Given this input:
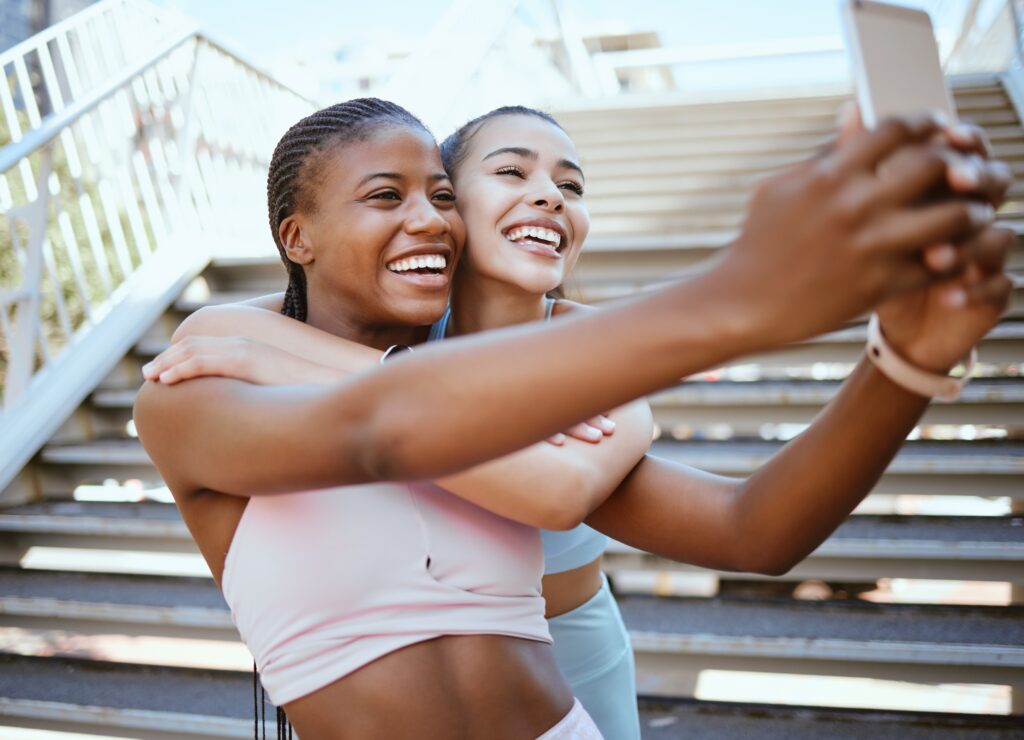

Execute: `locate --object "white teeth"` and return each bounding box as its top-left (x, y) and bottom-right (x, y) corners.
top-left (504, 225), bottom-right (562, 248)
top-left (386, 254), bottom-right (447, 273)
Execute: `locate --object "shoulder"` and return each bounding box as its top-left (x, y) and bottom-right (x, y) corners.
top-left (172, 294), bottom-right (287, 342)
top-left (551, 298), bottom-right (596, 317)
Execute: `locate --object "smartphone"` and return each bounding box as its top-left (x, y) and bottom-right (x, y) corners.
top-left (840, 0), bottom-right (957, 127)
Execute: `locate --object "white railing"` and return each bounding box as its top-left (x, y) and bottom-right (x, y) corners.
top-left (0, 0), bottom-right (312, 494)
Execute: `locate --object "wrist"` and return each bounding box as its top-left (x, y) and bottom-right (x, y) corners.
top-left (866, 314), bottom-right (975, 401)
top-left (700, 258), bottom-right (776, 353)
top-left (880, 324), bottom-right (958, 375)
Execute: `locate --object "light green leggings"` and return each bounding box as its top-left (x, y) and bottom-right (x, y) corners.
top-left (547, 574), bottom-right (640, 740)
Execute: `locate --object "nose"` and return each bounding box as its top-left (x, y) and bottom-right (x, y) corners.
top-left (405, 196), bottom-right (450, 235)
top-left (529, 181), bottom-right (564, 213)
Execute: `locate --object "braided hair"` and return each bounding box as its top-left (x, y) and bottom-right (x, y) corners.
top-left (267, 98), bottom-right (430, 321)
top-left (258, 99), bottom-right (428, 738)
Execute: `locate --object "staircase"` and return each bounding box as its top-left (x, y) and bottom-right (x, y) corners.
top-left (1, 3), bottom-right (1023, 738)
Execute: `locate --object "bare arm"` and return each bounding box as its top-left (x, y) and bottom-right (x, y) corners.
top-left (133, 118), bottom-right (994, 501)
top-left (587, 223), bottom-right (1013, 575)
top-left (154, 303), bottom-right (654, 529)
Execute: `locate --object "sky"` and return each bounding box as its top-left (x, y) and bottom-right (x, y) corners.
top-left (149, 0), bottom-right (999, 102)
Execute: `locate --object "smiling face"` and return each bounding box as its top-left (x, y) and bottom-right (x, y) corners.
top-left (281, 124), bottom-right (465, 330)
top-left (450, 114), bottom-right (590, 295)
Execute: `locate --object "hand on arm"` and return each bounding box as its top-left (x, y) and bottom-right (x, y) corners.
top-left (436, 399), bottom-right (653, 530)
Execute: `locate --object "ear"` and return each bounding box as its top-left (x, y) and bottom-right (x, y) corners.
top-left (280, 215), bottom-right (314, 266)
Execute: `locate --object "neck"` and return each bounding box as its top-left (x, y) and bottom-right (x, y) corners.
top-left (450, 268), bottom-right (548, 337)
top-left (305, 292), bottom-right (429, 350)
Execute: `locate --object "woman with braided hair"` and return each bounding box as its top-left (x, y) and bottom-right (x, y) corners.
top-left (136, 97), bottom-right (1012, 738)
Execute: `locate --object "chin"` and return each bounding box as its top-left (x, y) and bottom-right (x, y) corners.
top-left (387, 295), bottom-right (449, 327)
top-left (514, 271), bottom-right (564, 297)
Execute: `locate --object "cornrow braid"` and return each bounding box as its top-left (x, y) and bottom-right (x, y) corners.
top-left (439, 105), bottom-right (564, 182)
top-left (266, 98), bottom-right (430, 321)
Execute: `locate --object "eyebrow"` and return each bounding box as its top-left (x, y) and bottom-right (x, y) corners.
top-left (357, 172), bottom-right (450, 188)
top-left (482, 147), bottom-right (585, 180)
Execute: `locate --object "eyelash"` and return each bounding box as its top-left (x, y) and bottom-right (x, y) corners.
top-left (368, 190), bottom-right (456, 203)
top-left (495, 166), bottom-right (584, 196)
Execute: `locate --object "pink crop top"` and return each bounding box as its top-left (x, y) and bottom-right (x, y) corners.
top-left (221, 480), bottom-right (551, 705)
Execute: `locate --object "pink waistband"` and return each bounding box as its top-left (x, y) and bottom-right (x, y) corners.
top-left (536, 699), bottom-right (603, 739)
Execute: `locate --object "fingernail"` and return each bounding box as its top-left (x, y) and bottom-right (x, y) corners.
top-left (586, 426), bottom-right (602, 439)
top-left (142, 362), bottom-right (153, 374)
top-left (926, 244), bottom-right (956, 271)
top-left (550, 433), bottom-right (566, 445)
top-left (950, 123), bottom-right (974, 142)
top-left (598, 417), bottom-right (616, 432)
top-left (951, 164), bottom-right (978, 188)
top-left (969, 202), bottom-right (995, 226)
top-left (943, 287), bottom-right (967, 309)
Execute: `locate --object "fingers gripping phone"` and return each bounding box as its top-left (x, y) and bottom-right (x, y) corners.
top-left (840, 0), bottom-right (957, 127)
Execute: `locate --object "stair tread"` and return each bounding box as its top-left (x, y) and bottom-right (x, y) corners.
top-left (2, 653), bottom-right (1018, 738)
top-left (0, 567), bottom-right (224, 610)
top-left (35, 437), bottom-right (1024, 479)
top-left (636, 697), bottom-right (1024, 739)
top-left (652, 377), bottom-right (1024, 404)
top-left (2, 501), bottom-right (1020, 555)
top-left (618, 594), bottom-right (1024, 652)
top-left (91, 377), bottom-right (1024, 411)
top-left (648, 439), bottom-right (1024, 472)
top-left (606, 514), bottom-right (1024, 554)
top-left (0, 653), bottom-right (262, 719)
top-left (3, 568), bottom-right (1022, 655)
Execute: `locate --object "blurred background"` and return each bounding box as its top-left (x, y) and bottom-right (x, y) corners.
top-left (0, 1), bottom-right (1022, 738)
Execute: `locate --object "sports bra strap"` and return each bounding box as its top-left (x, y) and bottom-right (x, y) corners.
top-left (431, 298), bottom-right (556, 342)
top-left (544, 296), bottom-right (557, 321)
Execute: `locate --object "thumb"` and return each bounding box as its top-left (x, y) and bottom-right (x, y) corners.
top-left (836, 101), bottom-right (863, 146)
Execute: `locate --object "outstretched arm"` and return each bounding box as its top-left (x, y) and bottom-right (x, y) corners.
top-left (134, 117), bottom-right (999, 500)
top-left (586, 219), bottom-right (1013, 575)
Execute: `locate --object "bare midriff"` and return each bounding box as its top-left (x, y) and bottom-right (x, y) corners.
top-left (284, 634), bottom-right (573, 740)
top-left (541, 556), bottom-right (604, 618)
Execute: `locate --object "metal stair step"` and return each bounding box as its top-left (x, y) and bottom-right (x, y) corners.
top-left (606, 514), bottom-right (1024, 583)
top-left (0, 567), bottom-right (232, 640)
top-left (1, 500), bottom-right (1020, 582)
top-left (33, 436), bottom-right (1024, 499)
top-left (2, 568), bottom-right (1020, 686)
top-left (648, 439), bottom-right (1024, 497)
top-left (649, 377), bottom-right (1024, 428)
top-left (0, 653), bottom-right (261, 740)
top-left (620, 594), bottom-right (1024, 688)
top-left (130, 319), bottom-right (1024, 368)
top-left (635, 696), bottom-right (1024, 740)
top-left (3, 652), bottom-right (1016, 740)
top-left (90, 377), bottom-right (1024, 431)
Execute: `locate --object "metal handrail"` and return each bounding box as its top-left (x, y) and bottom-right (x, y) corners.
top-left (0, 30), bottom-right (196, 174)
top-left (0, 0), bottom-right (312, 424)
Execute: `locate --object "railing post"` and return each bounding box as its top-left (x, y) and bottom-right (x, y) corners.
top-left (3, 145), bottom-right (52, 408)
top-left (173, 37), bottom-right (204, 225)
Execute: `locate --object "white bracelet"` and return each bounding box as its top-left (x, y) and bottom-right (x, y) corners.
top-left (865, 314), bottom-right (976, 402)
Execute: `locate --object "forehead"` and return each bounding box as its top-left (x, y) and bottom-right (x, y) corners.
top-left (470, 115), bottom-right (578, 162)
top-left (320, 125), bottom-right (443, 187)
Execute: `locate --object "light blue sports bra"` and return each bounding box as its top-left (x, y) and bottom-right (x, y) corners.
top-left (429, 298), bottom-right (610, 575)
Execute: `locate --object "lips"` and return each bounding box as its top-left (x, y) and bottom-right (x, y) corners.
top-left (384, 244), bottom-right (453, 288)
top-left (501, 218), bottom-right (568, 258)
